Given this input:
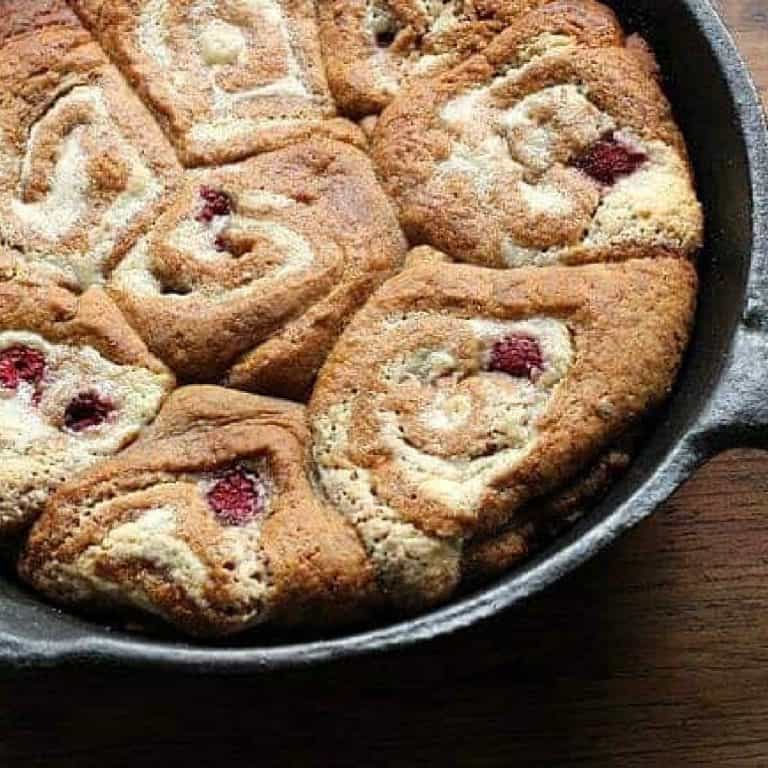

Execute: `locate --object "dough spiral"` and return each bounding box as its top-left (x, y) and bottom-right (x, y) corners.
top-left (108, 139), bottom-right (405, 397)
top-left (372, 1), bottom-right (703, 268)
top-left (0, 11), bottom-right (180, 288)
top-left (309, 258), bottom-right (697, 605)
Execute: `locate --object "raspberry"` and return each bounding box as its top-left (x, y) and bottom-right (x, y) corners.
top-left (64, 392), bottom-right (115, 432)
top-left (573, 134), bottom-right (647, 185)
top-left (196, 186), bottom-right (233, 223)
top-left (489, 334), bottom-right (544, 380)
top-left (214, 233), bottom-right (230, 252)
top-left (0, 345), bottom-right (46, 391)
top-left (206, 466), bottom-right (266, 526)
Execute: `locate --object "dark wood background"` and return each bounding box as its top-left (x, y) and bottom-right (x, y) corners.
top-left (2, 2), bottom-right (767, 766)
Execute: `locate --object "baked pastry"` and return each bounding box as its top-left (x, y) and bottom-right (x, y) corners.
top-left (20, 386), bottom-right (378, 636)
top-left (463, 435), bottom-right (636, 580)
top-left (0, 274), bottom-right (174, 535)
top-left (0, 0), bottom-right (181, 289)
top-left (68, 0), bottom-right (366, 166)
top-left (0, 1), bottom-right (705, 638)
top-left (308, 258), bottom-right (696, 607)
top-left (372, 1), bottom-right (704, 267)
top-left (108, 139), bottom-right (406, 397)
top-left (318, 0), bottom-right (545, 116)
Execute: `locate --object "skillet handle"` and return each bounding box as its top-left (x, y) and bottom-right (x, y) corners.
top-left (691, 34), bottom-right (768, 453)
top-left (694, 165), bottom-right (768, 450)
top-left (694, 319), bottom-right (768, 451)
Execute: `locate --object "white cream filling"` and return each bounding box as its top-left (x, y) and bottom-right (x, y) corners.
top-left (138, 0), bottom-right (315, 146)
top-left (111, 192), bottom-right (315, 301)
top-left (11, 86), bottom-right (162, 285)
top-left (76, 506), bottom-right (211, 605)
top-left (0, 331), bottom-right (168, 456)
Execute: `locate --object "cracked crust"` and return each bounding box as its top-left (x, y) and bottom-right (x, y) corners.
top-left (69, 0), bottom-right (366, 166)
top-left (20, 386), bottom-right (380, 636)
top-left (371, 1), bottom-right (703, 268)
top-left (318, 0), bottom-right (547, 117)
top-left (462, 433), bottom-right (637, 580)
top-left (108, 139), bottom-right (406, 398)
top-left (308, 258), bottom-right (697, 606)
top-left (0, 274), bottom-right (174, 534)
top-left (0, 1), bottom-right (181, 289)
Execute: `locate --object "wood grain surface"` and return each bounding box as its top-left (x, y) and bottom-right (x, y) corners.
top-left (1, 2), bottom-right (767, 766)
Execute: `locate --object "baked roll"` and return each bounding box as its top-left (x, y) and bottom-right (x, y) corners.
top-left (318, 0), bottom-right (546, 117)
top-left (0, 274), bottom-right (174, 535)
top-left (20, 386), bottom-right (379, 636)
top-left (372, 1), bottom-right (704, 268)
top-left (108, 139), bottom-right (406, 398)
top-left (0, 0), bottom-right (181, 289)
top-left (308, 258), bottom-right (697, 607)
top-left (69, 0), bottom-right (366, 166)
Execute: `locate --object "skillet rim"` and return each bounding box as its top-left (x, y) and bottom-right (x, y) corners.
top-left (1, 0), bottom-right (766, 673)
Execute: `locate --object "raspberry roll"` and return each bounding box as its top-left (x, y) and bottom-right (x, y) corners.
top-left (0, 272), bottom-right (174, 534)
top-left (372, 1), bottom-right (703, 268)
top-left (308, 257), bottom-right (697, 607)
top-left (0, 0), bottom-right (181, 289)
top-left (68, 0), bottom-right (365, 166)
top-left (318, 0), bottom-right (546, 117)
top-left (108, 139), bottom-right (406, 399)
top-left (20, 387), bottom-right (378, 636)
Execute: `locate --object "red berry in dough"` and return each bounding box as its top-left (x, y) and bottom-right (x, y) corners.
top-left (489, 335), bottom-right (544, 380)
top-left (64, 392), bottom-right (115, 432)
top-left (196, 186), bottom-right (233, 223)
top-left (214, 233), bottom-right (229, 252)
top-left (206, 466), bottom-right (266, 526)
top-left (0, 345), bottom-right (46, 391)
top-left (574, 135), bottom-right (647, 185)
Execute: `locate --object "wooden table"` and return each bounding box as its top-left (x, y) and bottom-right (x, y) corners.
top-left (2, 3), bottom-right (767, 766)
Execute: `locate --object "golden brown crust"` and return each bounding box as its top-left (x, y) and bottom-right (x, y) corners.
top-left (108, 139), bottom-right (406, 397)
top-left (0, 0), bottom-right (79, 46)
top-left (625, 32), bottom-right (662, 80)
top-left (20, 386), bottom-right (379, 636)
top-left (308, 258), bottom-right (696, 604)
top-left (0, 275), bottom-right (170, 375)
top-left (0, 274), bottom-right (174, 534)
top-left (70, 0), bottom-right (367, 166)
top-left (462, 437), bottom-right (636, 580)
top-left (372, 1), bottom-right (703, 268)
top-left (318, 0), bottom-right (548, 117)
top-left (0, 10), bottom-right (181, 288)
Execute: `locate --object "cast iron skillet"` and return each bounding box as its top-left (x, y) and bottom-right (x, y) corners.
top-left (0, 0), bottom-right (766, 673)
